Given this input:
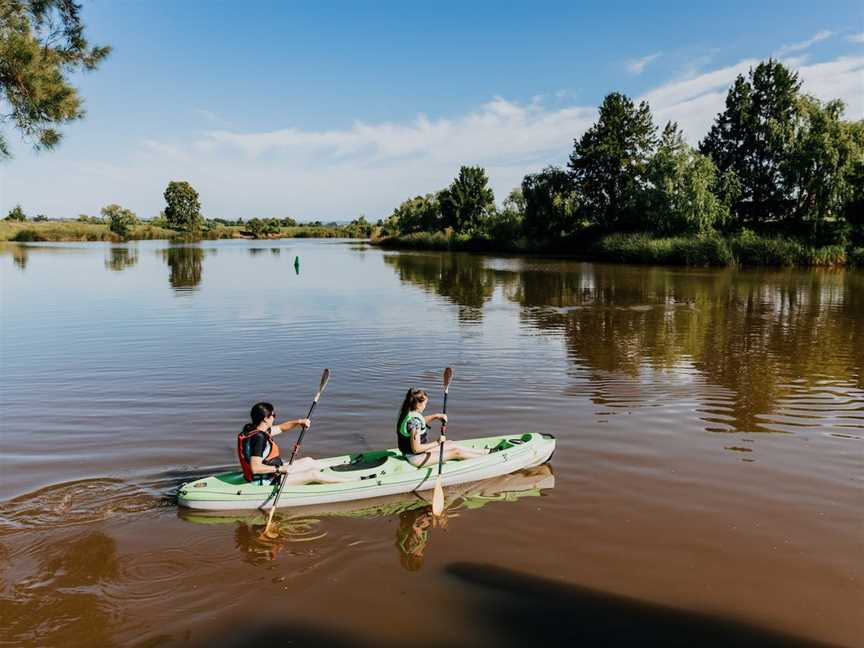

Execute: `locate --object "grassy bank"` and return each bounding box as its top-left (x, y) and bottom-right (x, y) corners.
top-left (374, 231), bottom-right (861, 267)
top-left (0, 221), bottom-right (366, 242)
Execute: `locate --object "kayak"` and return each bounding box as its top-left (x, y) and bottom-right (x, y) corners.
top-left (177, 432), bottom-right (555, 511)
top-left (177, 463), bottom-right (556, 523)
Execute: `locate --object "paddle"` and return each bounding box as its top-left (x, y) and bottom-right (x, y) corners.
top-left (262, 368), bottom-right (331, 537)
top-left (431, 367), bottom-right (453, 516)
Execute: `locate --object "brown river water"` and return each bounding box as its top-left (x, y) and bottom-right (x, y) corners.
top-left (0, 239), bottom-right (862, 647)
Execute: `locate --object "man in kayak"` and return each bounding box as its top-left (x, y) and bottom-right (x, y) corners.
top-left (396, 388), bottom-right (486, 467)
top-left (238, 402), bottom-right (347, 485)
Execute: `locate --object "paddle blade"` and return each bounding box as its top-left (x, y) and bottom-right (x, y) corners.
top-left (319, 368), bottom-right (331, 392)
top-left (443, 367), bottom-right (454, 392)
top-left (432, 477), bottom-right (444, 516)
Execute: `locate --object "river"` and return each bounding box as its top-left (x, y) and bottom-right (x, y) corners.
top-left (1, 239), bottom-right (861, 647)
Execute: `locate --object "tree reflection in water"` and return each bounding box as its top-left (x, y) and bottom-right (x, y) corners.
top-left (382, 252), bottom-right (864, 433)
top-left (104, 246), bottom-right (138, 272)
top-left (160, 245), bottom-right (208, 293)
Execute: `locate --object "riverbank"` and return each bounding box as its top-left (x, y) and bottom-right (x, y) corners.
top-left (0, 221), bottom-right (367, 243)
top-left (373, 231), bottom-right (864, 267)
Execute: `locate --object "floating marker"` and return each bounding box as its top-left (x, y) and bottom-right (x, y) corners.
top-left (294, 255), bottom-right (300, 275)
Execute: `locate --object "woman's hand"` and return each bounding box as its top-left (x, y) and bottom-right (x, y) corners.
top-left (298, 418), bottom-right (311, 429)
top-left (438, 413), bottom-right (448, 424)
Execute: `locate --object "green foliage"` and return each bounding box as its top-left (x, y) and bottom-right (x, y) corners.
top-left (700, 60), bottom-right (802, 221)
top-left (5, 204), bottom-right (26, 221)
top-left (438, 166), bottom-right (495, 233)
top-left (594, 233), bottom-right (733, 266)
top-left (643, 123), bottom-right (732, 235)
top-left (568, 92), bottom-right (657, 230)
top-left (163, 181), bottom-right (202, 234)
top-left (33, 213), bottom-right (47, 221)
top-left (521, 167), bottom-right (580, 239)
top-left (246, 217), bottom-right (281, 238)
top-left (101, 203), bottom-right (138, 239)
top-left (783, 97), bottom-right (861, 241)
top-left (390, 193), bottom-right (441, 234)
top-left (0, 0), bottom-right (111, 158)
top-left (728, 230), bottom-right (847, 266)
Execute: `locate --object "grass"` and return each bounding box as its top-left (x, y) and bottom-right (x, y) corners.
top-left (0, 221), bottom-right (368, 242)
top-left (376, 229), bottom-right (858, 267)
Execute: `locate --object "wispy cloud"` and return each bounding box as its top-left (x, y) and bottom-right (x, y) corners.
top-left (4, 52), bottom-right (862, 221)
top-left (626, 52), bottom-right (661, 75)
top-left (849, 33), bottom-right (864, 44)
top-left (776, 30), bottom-right (833, 55)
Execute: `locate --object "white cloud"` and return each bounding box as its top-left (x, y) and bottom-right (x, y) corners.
top-left (3, 51), bottom-right (862, 221)
top-left (626, 52), bottom-right (661, 75)
top-left (776, 30), bottom-right (833, 55)
top-left (849, 33), bottom-right (864, 44)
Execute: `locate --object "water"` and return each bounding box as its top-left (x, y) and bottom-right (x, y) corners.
top-left (1, 239), bottom-right (862, 647)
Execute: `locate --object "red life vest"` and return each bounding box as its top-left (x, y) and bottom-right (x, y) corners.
top-left (237, 428), bottom-right (281, 482)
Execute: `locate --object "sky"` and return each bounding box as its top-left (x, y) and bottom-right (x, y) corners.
top-left (1, 0), bottom-right (862, 221)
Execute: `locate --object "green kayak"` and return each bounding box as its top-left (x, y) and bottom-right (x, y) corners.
top-left (177, 432), bottom-right (555, 511)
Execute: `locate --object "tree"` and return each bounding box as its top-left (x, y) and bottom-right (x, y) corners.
top-left (438, 166), bottom-right (495, 233)
top-left (33, 213), bottom-right (47, 221)
top-left (522, 166), bottom-right (580, 239)
top-left (390, 193), bottom-right (441, 234)
top-left (0, 0), bottom-right (110, 158)
top-left (783, 97), bottom-right (860, 239)
top-left (643, 123), bottom-right (732, 235)
top-left (4, 204), bottom-right (26, 221)
top-left (568, 92), bottom-right (657, 230)
top-left (700, 59), bottom-right (802, 222)
top-left (246, 217), bottom-right (280, 238)
top-left (163, 181), bottom-right (202, 233)
top-left (481, 189), bottom-right (525, 242)
top-left (102, 203), bottom-right (138, 239)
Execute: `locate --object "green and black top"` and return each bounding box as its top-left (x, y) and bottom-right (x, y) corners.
top-left (397, 411), bottom-right (428, 455)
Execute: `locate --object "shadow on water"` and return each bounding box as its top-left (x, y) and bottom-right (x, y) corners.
top-left (444, 562), bottom-right (840, 648)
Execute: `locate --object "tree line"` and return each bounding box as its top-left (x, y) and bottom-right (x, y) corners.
top-left (381, 60), bottom-right (863, 258)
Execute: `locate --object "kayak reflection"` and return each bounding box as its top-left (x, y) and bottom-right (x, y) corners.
top-left (178, 465), bottom-right (555, 566)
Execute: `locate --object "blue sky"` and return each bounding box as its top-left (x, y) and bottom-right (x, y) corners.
top-left (2, 0), bottom-right (862, 220)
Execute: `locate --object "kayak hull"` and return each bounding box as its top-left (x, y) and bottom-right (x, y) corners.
top-left (177, 432), bottom-right (555, 511)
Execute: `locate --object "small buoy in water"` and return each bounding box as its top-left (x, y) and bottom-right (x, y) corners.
top-left (294, 255), bottom-right (300, 275)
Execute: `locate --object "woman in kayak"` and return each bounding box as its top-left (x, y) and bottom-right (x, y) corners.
top-left (396, 388), bottom-right (486, 467)
top-left (238, 402), bottom-right (347, 485)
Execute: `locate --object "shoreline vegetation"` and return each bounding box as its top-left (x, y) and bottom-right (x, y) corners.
top-left (5, 60), bottom-right (862, 268)
top-left (0, 219), bottom-right (372, 243)
top-left (372, 59), bottom-right (863, 268)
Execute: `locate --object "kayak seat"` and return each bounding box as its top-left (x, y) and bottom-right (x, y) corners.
top-left (489, 434), bottom-right (533, 453)
top-left (330, 451), bottom-right (395, 472)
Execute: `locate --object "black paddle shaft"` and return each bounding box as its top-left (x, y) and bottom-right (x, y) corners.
top-left (437, 391), bottom-right (448, 475)
top-left (287, 400), bottom-right (318, 466)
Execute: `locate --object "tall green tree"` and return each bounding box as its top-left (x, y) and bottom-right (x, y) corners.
top-left (783, 97), bottom-right (860, 238)
top-left (101, 203), bottom-right (137, 239)
top-left (644, 123), bottom-right (733, 235)
top-left (0, 0), bottom-right (110, 158)
top-left (438, 166), bottom-right (495, 233)
top-left (699, 59), bottom-right (801, 222)
top-left (163, 181), bottom-right (202, 234)
top-left (568, 92), bottom-right (657, 230)
top-left (521, 166), bottom-right (580, 239)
